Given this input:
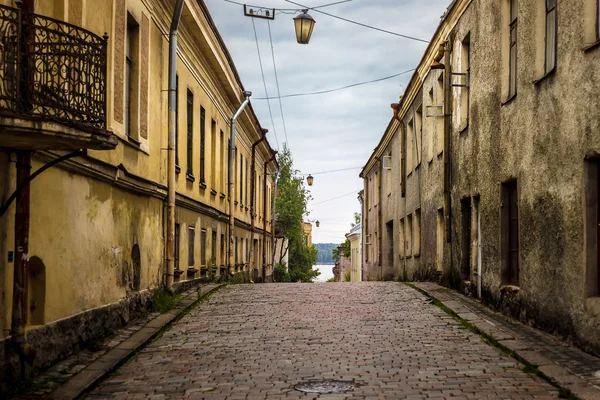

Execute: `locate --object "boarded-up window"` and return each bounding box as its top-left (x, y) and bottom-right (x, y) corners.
top-left (509, 0), bottom-right (518, 98)
top-left (188, 226), bottom-right (195, 267)
top-left (200, 107), bottom-right (206, 182)
top-left (501, 181), bottom-right (519, 286)
top-left (545, 0), bottom-right (557, 73)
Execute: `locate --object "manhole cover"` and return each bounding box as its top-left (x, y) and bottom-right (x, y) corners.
top-left (294, 380), bottom-right (354, 393)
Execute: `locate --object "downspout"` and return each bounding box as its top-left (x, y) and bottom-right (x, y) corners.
top-left (166, 0), bottom-right (185, 292)
top-left (377, 159), bottom-right (382, 280)
top-left (11, 151), bottom-right (31, 376)
top-left (392, 103), bottom-right (407, 280)
top-left (443, 40), bottom-right (452, 245)
top-left (262, 151), bottom-right (277, 281)
top-left (250, 128), bottom-right (268, 280)
top-left (229, 91), bottom-right (252, 275)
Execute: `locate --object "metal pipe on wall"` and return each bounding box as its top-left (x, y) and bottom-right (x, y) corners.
top-left (250, 129), bottom-right (268, 280)
top-left (228, 92), bottom-right (252, 275)
top-left (166, 0), bottom-right (185, 292)
top-left (443, 41), bottom-right (452, 244)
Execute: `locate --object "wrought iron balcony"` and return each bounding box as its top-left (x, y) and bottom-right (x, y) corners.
top-left (0, 4), bottom-right (116, 150)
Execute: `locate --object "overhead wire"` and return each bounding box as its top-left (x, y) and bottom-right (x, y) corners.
top-left (267, 20), bottom-right (290, 147)
top-left (251, 17), bottom-right (280, 151)
top-left (254, 68), bottom-right (415, 100)
top-left (284, 0), bottom-right (430, 43)
top-left (310, 189), bottom-right (362, 206)
top-left (300, 166), bottom-right (362, 176)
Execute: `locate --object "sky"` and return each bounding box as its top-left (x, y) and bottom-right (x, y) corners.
top-left (204, 0), bottom-right (452, 244)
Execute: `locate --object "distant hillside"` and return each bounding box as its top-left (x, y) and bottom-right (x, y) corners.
top-left (314, 243), bottom-right (337, 264)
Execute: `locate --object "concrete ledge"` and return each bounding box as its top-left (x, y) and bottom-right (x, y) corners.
top-left (48, 283), bottom-right (226, 400)
top-left (411, 282), bottom-right (600, 400)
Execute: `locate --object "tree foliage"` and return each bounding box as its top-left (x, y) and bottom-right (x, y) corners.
top-left (274, 144), bottom-right (319, 282)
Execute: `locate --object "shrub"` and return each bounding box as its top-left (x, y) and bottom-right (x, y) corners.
top-left (274, 263), bottom-right (291, 282)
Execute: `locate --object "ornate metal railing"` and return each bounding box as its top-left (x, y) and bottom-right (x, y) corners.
top-left (0, 4), bottom-right (107, 131)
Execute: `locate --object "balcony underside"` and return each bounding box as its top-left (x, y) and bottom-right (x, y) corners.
top-left (0, 115), bottom-right (117, 150)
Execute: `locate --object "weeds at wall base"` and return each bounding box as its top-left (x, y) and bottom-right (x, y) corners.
top-left (403, 282), bottom-right (581, 400)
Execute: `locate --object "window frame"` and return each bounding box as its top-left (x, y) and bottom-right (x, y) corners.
top-left (188, 225), bottom-right (195, 267)
top-left (508, 0), bottom-right (518, 98)
top-left (174, 223), bottom-right (180, 271)
top-left (544, 0), bottom-right (557, 74)
top-left (200, 106), bottom-right (206, 183)
top-left (201, 229), bottom-right (207, 268)
top-left (186, 90), bottom-right (194, 176)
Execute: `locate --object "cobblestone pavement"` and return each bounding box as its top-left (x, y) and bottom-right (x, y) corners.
top-left (86, 283), bottom-right (560, 399)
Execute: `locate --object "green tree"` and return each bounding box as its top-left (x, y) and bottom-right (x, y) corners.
top-left (274, 144), bottom-right (319, 282)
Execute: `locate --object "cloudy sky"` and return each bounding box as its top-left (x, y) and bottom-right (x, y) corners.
top-left (204, 0), bottom-right (451, 244)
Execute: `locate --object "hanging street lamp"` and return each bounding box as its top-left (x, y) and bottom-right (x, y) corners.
top-left (316, 220), bottom-right (320, 228)
top-left (306, 174), bottom-right (314, 186)
top-left (293, 10), bottom-right (316, 44)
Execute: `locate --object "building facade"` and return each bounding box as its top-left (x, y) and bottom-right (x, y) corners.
top-left (362, 0), bottom-right (600, 353)
top-left (348, 223), bottom-right (361, 282)
top-left (0, 0), bottom-right (277, 378)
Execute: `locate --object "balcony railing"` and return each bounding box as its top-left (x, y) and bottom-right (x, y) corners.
top-left (0, 4), bottom-right (107, 132)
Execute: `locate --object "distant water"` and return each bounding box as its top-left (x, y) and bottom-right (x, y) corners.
top-left (313, 264), bottom-right (334, 282)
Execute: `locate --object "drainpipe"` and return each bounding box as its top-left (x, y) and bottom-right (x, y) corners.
top-left (229, 92), bottom-right (252, 275)
top-left (250, 128), bottom-right (268, 280)
top-left (262, 151), bottom-right (277, 281)
top-left (443, 41), bottom-right (452, 244)
top-left (391, 103), bottom-right (407, 280)
top-left (11, 151), bottom-right (31, 376)
top-left (271, 170), bottom-right (279, 270)
top-left (166, 0), bottom-right (185, 292)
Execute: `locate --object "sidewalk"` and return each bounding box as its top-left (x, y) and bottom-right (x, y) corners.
top-left (14, 283), bottom-right (225, 400)
top-left (413, 282), bottom-right (600, 400)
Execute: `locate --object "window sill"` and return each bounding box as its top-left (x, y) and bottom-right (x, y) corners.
top-left (245, 206), bottom-right (249, 211)
top-left (127, 135), bottom-right (141, 146)
top-left (437, 151), bottom-right (443, 158)
top-left (428, 158), bottom-right (433, 165)
top-left (199, 181), bottom-right (207, 189)
top-left (175, 165), bottom-right (181, 174)
top-left (407, 171), bottom-right (413, 178)
top-left (187, 267), bottom-right (199, 275)
top-left (115, 134), bottom-right (150, 155)
top-left (459, 122), bottom-right (469, 135)
top-left (210, 188), bottom-right (217, 196)
top-left (585, 297), bottom-right (600, 316)
top-left (235, 201), bottom-right (239, 206)
top-left (583, 39), bottom-right (600, 53)
top-left (186, 173), bottom-right (195, 183)
top-left (220, 192), bottom-right (226, 199)
top-left (533, 67), bottom-right (555, 86)
top-left (501, 93), bottom-right (517, 107)
top-left (500, 284), bottom-right (520, 293)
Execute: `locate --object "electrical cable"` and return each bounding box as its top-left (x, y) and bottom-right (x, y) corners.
top-left (301, 166), bottom-right (362, 176)
top-left (267, 20), bottom-right (290, 147)
top-left (252, 17), bottom-right (280, 151)
top-left (310, 188), bottom-right (362, 205)
top-left (284, 0), bottom-right (430, 43)
top-left (254, 68), bottom-right (415, 100)
top-left (223, 0), bottom-right (353, 11)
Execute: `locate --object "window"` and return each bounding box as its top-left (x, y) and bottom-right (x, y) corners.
top-left (406, 118), bottom-right (414, 174)
top-left (427, 88), bottom-right (435, 163)
top-left (436, 74), bottom-right (444, 156)
top-left (597, 0), bottom-right (600, 40)
top-left (235, 238), bottom-right (239, 265)
top-left (220, 130), bottom-right (225, 193)
top-left (461, 198), bottom-right (472, 280)
top-left (501, 180), bottom-right (519, 286)
top-left (200, 106), bottom-right (206, 183)
top-left (201, 229), bottom-right (207, 268)
top-left (188, 226), bottom-right (195, 267)
top-left (437, 209), bottom-right (444, 271)
top-left (125, 14), bottom-right (139, 139)
top-left (211, 231), bottom-right (217, 266)
top-left (406, 214), bottom-right (413, 257)
top-left (545, 0), bottom-right (557, 73)
top-left (399, 218), bottom-right (405, 258)
top-left (415, 106), bottom-right (422, 167)
top-left (414, 209), bottom-right (421, 256)
top-left (246, 158), bottom-right (249, 206)
top-left (240, 154), bottom-right (244, 204)
top-left (186, 90), bottom-right (193, 176)
top-left (460, 34), bottom-right (470, 129)
top-left (584, 160), bottom-right (600, 299)
top-left (211, 120), bottom-right (217, 189)
top-left (175, 75), bottom-right (179, 168)
top-left (220, 233), bottom-right (225, 266)
top-left (175, 223), bottom-right (180, 271)
top-left (246, 238), bottom-right (249, 264)
top-left (509, 0), bottom-right (518, 98)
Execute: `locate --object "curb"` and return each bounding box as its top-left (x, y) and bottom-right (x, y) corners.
top-left (48, 284), bottom-right (227, 400)
top-left (406, 283), bottom-right (600, 400)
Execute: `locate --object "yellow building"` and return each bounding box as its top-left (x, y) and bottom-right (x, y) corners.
top-left (303, 221), bottom-right (313, 247)
top-left (0, 0), bottom-right (277, 375)
top-left (348, 223), bottom-right (361, 282)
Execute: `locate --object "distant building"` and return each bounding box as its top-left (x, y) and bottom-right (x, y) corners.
top-left (348, 223), bottom-right (362, 282)
top-left (303, 222), bottom-right (313, 247)
top-left (333, 246), bottom-right (351, 282)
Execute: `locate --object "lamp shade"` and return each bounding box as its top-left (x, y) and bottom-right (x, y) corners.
top-left (316, 220), bottom-right (320, 228)
top-left (293, 12), bottom-right (316, 44)
top-left (307, 174), bottom-right (314, 186)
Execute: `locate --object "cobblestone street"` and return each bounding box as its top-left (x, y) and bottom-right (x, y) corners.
top-left (86, 283), bottom-right (559, 399)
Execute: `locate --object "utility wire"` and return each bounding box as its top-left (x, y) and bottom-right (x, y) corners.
top-left (284, 0), bottom-right (430, 43)
top-left (267, 20), bottom-right (289, 147)
top-left (310, 189), bottom-right (362, 205)
top-left (224, 0), bottom-right (353, 11)
top-left (251, 17), bottom-right (280, 151)
top-left (301, 166), bottom-right (362, 176)
top-left (254, 68), bottom-right (415, 100)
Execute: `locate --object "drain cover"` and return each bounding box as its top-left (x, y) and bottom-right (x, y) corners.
top-left (294, 380), bottom-right (354, 393)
